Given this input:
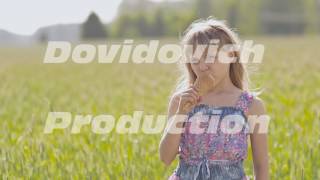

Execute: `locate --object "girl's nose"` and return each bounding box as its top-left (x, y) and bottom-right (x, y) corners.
top-left (199, 62), bottom-right (209, 72)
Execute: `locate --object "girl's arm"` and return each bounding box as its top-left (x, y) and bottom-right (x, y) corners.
top-left (159, 94), bottom-right (181, 166)
top-left (159, 87), bottom-right (199, 166)
top-left (248, 98), bottom-right (269, 180)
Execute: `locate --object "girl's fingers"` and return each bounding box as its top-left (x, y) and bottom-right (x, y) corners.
top-left (191, 85), bottom-right (200, 92)
top-left (189, 90), bottom-right (200, 102)
top-left (189, 85), bottom-right (199, 92)
top-left (183, 93), bottom-right (197, 101)
top-left (185, 88), bottom-right (199, 98)
top-left (181, 93), bottom-right (197, 105)
top-left (187, 92), bottom-right (197, 103)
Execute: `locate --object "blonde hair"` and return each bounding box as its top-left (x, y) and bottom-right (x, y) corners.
top-left (172, 17), bottom-right (250, 97)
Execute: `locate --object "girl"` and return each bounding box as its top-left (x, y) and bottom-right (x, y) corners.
top-left (159, 18), bottom-right (269, 180)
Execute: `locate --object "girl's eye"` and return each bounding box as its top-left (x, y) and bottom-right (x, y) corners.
top-left (205, 56), bottom-right (215, 63)
top-left (190, 58), bottom-right (200, 64)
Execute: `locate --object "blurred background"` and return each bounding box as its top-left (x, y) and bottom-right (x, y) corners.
top-left (1, 0), bottom-right (319, 179)
top-left (1, 0), bottom-right (320, 45)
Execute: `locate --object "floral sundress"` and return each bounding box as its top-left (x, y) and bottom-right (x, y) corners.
top-left (168, 91), bottom-right (254, 180)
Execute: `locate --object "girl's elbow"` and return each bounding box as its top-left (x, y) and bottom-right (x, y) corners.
top-left (159, 150), bottom-right (174, 166)
top-left (158, 139), bottom-right (177, 166)
top-left (160, 156), bottom-right (173, 166)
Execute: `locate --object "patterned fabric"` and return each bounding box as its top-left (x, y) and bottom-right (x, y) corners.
top-left (168, 91), bottom-right (254, 180)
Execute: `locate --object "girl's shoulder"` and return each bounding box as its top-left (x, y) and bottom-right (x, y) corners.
top-left (244, 91), bottom-right (266, 116)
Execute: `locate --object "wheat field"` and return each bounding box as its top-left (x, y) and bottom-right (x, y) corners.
top-left (0, 37), bottom-right (319, 179)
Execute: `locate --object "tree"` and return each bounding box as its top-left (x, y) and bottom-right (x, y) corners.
top-left (152, 9), bottom-right (165, 37)
top-left (195, 0), bottom-right (212, 19)
top-left (227, 3), bottom-right (238, 28)
top-left (82, 12), bottom-right (107, 40)
top-left (38, 32), bottom-right (48, 43)
top-left (261, 0), bottom-right (305, 34)
top-left (137, 13), bottom-right (150, 37)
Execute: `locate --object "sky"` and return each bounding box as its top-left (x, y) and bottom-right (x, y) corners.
top-left (0, 0), bottom-right (123, 35)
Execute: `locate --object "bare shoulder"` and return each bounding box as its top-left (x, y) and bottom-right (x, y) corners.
top-left (248, 96), bottom-right (266, 115)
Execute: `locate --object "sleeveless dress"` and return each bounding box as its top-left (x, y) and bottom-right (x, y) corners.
top-left (168, 91), bottom-right (254, 180)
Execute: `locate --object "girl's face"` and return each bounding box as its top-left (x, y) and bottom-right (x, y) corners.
top-left (190, 47), bottom-right (233, 83)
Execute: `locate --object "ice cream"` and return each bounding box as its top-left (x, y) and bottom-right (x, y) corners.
top-left (194, 74), bottom-right (215, 96)
top-left (183, 74), bottom-right (215, 112)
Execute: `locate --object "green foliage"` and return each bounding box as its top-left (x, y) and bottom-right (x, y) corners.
top-left (107, 0), bottom-right (320, 38)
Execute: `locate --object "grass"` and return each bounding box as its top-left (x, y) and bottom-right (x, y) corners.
top-left (0, 37), bottom-right (319, 179)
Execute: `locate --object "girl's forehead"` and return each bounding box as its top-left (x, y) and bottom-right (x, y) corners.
top-left (183, 41), bottom-right (222, 57)
top-left (183, 25), bottom-right (233, 47)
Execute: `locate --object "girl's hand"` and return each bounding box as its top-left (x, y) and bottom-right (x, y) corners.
top-left (176, 85), bottom-right (200, 114)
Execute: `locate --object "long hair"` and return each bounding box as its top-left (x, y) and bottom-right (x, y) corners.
top-left (171, 17), bottom-right (250, 98)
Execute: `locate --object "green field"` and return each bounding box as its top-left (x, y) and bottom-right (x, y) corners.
top-left (1, 37), bottom-right (319, 179)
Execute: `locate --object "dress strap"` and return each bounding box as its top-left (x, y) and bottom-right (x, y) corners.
top-left (235, 91), bottom-right (254, 113)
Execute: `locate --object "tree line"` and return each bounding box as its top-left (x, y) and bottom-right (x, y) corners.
top-left (82, 0), bottom-right (320, 40)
